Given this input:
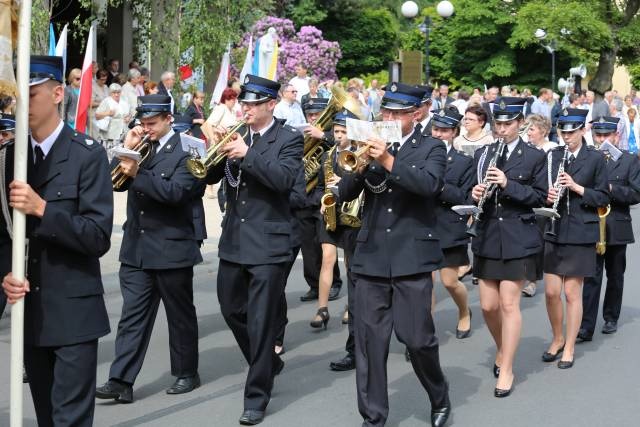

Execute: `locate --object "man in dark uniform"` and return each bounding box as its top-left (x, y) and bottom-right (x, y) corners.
top-left (416, 85), bottom-right (434, 136)
top-left (299, 97), bottom-right (342, 302)
top-left (0, 113), bottom-right (15, 319)
top-left (205, 74), bottom-right (303, 425)
top-left (2, 55), bottom-right (113, 426)
top-left (336, 83), bottom-right (451, 427)
top-left (96, 94), bottom-right (203, 403)
top-left (578, 116), bottom-right (640, 341)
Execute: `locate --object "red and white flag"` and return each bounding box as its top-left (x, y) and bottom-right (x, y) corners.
top-left (75, 25), bottom-right (95, 133)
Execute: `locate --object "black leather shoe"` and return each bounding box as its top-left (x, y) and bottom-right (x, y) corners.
top-left (456, 309), bottom-right (472, 339)
top-left (330, 354), bottom-right (355, 371)
top-left (328, 286), bottom-right (341, 301)
top-left (96, 379), bottom-right (133, 403)
top-left (274, 357), bottom-right (285, 376)
top-left (405, 347), bottom-right (411, 362)
top-left (494, 386), bottom-right (513, 398)
top-left (541, 345), bottom-right (564, 362)
top-left (166, 374), bottom-right (200, 394)
top-left (300, 289), bottom-right (318, 302)
top-left (239, 409), bottom-right (265, 425)
top-left (576, 329), bottom-right (593, 342)
top-left (557, 359), bottom-right (574, 369)
top-left (431, 404), bottom-right (451, 427)
top-left (493, 364), bottom-right (500, 379)
top-left (602, 321), bottom-right (618, 334)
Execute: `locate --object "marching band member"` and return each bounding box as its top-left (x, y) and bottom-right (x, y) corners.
top-left (431, 107), bottom-right (474, 338)
top-left (97, 95), bottom-right (204, 403)
top-left (470, 97), bottom-right (547, 397)
top-left (542, 108), bottom-right (609, 369)
top-left (299, 97), bottom-right (343, 303)
top-left (205, 75), bottom-right (303, 425)
top-left (3, 55), bottom-right (114, 426)
top-left (579, 116), bottom-right (640, 341)
top-left (0, 113), bottom-right (15, 319)
top-left (416, 85), bottom-right (434, 136)
top-left (337, 83), bottom-right (450, 427)
top-left (314, 108), bottom-right (361, 371)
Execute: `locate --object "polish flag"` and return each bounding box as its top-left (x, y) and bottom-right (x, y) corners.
top-left (75, 25), bottom-right (95, 133)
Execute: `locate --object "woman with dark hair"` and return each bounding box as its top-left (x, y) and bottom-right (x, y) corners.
top-left (455, 104), bottom-right (494, 153)
top-left (144, 81), bottom-right (159, 95)
top-left (183, 90), bottom-right (206, 140)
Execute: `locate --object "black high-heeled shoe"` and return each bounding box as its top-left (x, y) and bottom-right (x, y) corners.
top-left (493, 364), bottom-right (500, 379)
top-left (456, 309), bottom-right (472, 339)
top-left (310, 307), bottom-right (330, 330)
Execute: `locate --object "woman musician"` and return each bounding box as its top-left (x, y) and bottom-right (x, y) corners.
top-left (431, 107), bottom-right (474, 338)
top-left (542, 109), bottom-right (609, 369)
top-left (470, 97), bottom-right (548, 397)
top-left (311, 109), bottom-right (362, 337)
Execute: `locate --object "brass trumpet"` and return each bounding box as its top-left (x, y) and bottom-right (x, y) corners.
top-left (111, 134), bottom-right (152, 190)
top-left (186, 121), bottom-right (247, 179)
top-left (337, 143), bottom-right (372, 173)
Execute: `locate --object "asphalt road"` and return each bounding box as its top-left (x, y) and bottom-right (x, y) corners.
top-left (1, 193), bottom-right (639, 427)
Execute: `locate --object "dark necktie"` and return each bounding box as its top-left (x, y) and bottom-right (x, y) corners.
top-left (144, 140), bottom-right (159, 167)
top-left (251, 132), bottom-right (260, 147)
top-left (568, 153), bottom-right (575, 167)
top-left (390, 142), bottom-right (400, 157)
top-left (497, 146), bottom-right (508, 169)
top-left (34, 145), bottom-right (45, 170)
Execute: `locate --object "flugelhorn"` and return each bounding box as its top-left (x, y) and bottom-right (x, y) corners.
top-left (111, 134), bottom-right (152, 190)
top-left (337, 142), bottom-right (375, 173)
top-left (186, 121), bottom-right (247, 179)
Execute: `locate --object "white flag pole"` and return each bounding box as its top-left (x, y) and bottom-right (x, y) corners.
top-left (11, 0), bottom-right (32, 424)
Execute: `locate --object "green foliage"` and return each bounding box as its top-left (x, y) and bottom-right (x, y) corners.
top-left (627, 64), bottom-right (640, 90)
top-left (31, 0), bottom-right (52, 54)
top-left (359, 70), bottom-right (389, 87)
top-left (321, 8), bottom-right (398, 77)
top-left (290, 0), bottom-right (327, 25)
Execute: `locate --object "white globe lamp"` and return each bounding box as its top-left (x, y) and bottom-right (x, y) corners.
top-left (401, 1), bottom-right (419, 18)
top-left (436, 1), bottom-right (455, 18)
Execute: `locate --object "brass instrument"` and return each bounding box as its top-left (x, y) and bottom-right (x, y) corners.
top-left (304, 85), bottom-right (363, 193)
top-left (596, 205), bottom-right (611, 255)
top-left (467, 138), bottom-right (506, 237)
top-left (337, 142), bottom-right (372, 173)
top-left (534, 145), bottom-right (570, 237)
top-left (186, 121), bottom-right (247, 179)
top-left (339, 192), bottom-right (363, 228)
top-left (320, 147), bottom-right (338, 231)
top-left (111, 134), bottom-right (152, 190)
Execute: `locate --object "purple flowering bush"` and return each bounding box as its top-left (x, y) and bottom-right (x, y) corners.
top-left (236, 16), bottom-right (341, 82)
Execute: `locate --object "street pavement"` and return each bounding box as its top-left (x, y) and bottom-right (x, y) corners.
top-left (1, 192), bottom-right (640, 426)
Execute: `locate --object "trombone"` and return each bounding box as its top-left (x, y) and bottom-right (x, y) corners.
top-left (186, 121), bottom-right (247, 179)
top-left (111, 134), bottom-right (152, 190)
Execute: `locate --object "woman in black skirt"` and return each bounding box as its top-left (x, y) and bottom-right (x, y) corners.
top-left (542, 108), bottom-right (609, 369)
top-left (431, 107), bottom-right (474, 338)
top-left (470, 97), bottom-right (548, 397)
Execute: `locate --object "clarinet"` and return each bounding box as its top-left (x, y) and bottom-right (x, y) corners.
top-left (467, 138), bottom-right (506, 237)
top-left (545, 145), bottom-right (570, 237)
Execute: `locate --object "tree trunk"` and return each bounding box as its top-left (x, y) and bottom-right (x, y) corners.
top-left (588, 46), bottom-right (618, 99)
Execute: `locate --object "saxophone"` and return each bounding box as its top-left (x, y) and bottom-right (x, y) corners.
top-left (596, 205), bottom-right (611, 255)
top-left (320, 146), bottom-right (338, 231)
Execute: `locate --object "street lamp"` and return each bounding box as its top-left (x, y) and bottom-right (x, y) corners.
top-left (535, 28), bottom-right (571, 91)
top-left (402, 1), bottom-right (455, 84)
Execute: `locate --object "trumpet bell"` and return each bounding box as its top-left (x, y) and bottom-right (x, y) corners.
top-left (337, 151), bottom-right (359, 173)
top-left (533, 207), bottom-right (560, 219)
top-left (186, 158), bottom-right (207, 179)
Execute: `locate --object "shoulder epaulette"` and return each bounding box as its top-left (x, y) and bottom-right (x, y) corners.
top-left (71, 131), bottom-right (100, 150)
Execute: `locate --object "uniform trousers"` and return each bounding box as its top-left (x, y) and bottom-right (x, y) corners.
top-left (218, 260), bottom-right (287, 411)
top-left (275, 246), bottom-right (300, 346)
top-left (341, 228), bottom-right (358, 356)
top-left (298, 209), bottom-right (342, 290)
top-left (25, 339), bottom-right (98, 427)
top-left (353, 272), bottom-right (448, 426)
top-left (582, 244), bottom-right (627, 334)
top-left (109, 264), bottom-right (199, 384)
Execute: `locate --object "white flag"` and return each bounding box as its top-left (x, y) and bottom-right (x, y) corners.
top-left (55, 24), bottom-right (68, 77)
top-left (239, 36), bottom-right (253, 84)
top-left (210, 45), bottom-right (230, 107)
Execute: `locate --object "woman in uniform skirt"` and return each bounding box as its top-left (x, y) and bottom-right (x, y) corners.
top-left (542, 108), bottom-right (609, 369)
top-left (311, 109), bottom-right (361, 329)
top-left (431, 107), bottom-right (474, 337)
top-left (470, 97), bottom-right (548, 397)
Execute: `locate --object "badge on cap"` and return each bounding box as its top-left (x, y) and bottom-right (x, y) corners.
top-left (309, 100), bottom-right (314, 105)
top-left (499, 100), bottom-right (506, 109)
top-left (439, 109), bottom-right (446, 117)
top-left (563, 108), bottom-right (568, 116)
top-left (390, 84), bottom-right (397, 92)
top-left (599, 116), bottom-right (605, 123)
top-left (138, 98), bottom-right (143, 107)
top-left (244, 75), bottom-right (250, 84)
top-left (343, 109), bottom-right (348, 115)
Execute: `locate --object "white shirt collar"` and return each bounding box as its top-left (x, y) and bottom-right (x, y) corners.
top-left (251, 119), bottom-right (275, 139)
top-left (156, 129), bottom-right (175, 152)
top-left (506, 137), bottom-right (519, 158)
top-left (446, 143), bottom-right (453, 154)
top-left (419, 113), bottom-right (433, 130)
top-left (568, 144), bottom-right (581, 159)
top-left (30, 120), bottom-right (64, 161)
